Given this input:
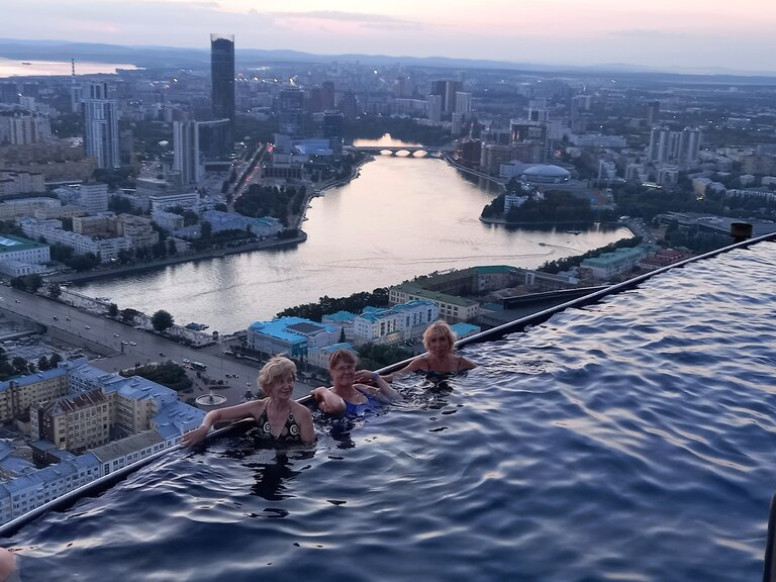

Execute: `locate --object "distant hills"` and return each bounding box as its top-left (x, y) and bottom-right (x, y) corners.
top-left (1, 37), bottom-right (776, 81)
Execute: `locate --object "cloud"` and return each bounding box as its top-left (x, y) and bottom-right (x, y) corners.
top-left (607, 29), bottom-right (684, 39)
top-left (267, 10), bottom-right (425, 30)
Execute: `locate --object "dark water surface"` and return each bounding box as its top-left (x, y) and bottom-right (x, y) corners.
top-left (11, 241), bottom-right (776, 581)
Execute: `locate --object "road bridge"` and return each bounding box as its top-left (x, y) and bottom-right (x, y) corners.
top-left (344, 144), bottom-right (456, 157)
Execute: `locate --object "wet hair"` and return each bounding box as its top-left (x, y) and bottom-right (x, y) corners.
top-left (422, 320), bottom-right (457, 352)
top-left (328, 348), bottom-right (357, 371)
top-left (258, 356), bottom-right (297, 392)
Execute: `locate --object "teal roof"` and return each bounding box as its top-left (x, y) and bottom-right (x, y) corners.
top-left (0, 234), bottom-right (47, 254)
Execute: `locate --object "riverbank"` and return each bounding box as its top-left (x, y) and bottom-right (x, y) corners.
top-left (480, 215), bottom-right (598, 228)
top-left (47, 232), bottom-right (307, 284)
top-left (442, 154), bottom-right (506, 187)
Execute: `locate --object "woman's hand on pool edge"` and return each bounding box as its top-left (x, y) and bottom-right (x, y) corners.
top-left (182, 425), bottom-right (208, 448)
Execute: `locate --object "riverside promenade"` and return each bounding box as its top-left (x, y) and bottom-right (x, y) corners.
top-left (46, 233), bottom-right (307, 284)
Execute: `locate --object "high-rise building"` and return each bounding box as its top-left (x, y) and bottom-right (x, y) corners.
top-left (173, 120), bottom-right (201, 186)
top-left (454, 92), bottom-right (472, 115)
top-left (323, 110), bottom-right (344, 155)
top-left (430, 80), bottom-right (463, 114)
top-left (321, 81), bottom-right (335, 110)
top-left (0, 82), bottom-right (18, 105)
top-left (648, 126), bottom-right (701, 169)
top-left (1, 110), bottom-right (51, 145)
top-left (210, 33), bottom-right (234, 157)
top-left (210, 34), bottom-right (235, 124)
top-left (277, 87), bottom-right (304, 137)
top-left (646, 101), bottom-right (660, 126)
top-left (78, 182), bottom-right (109, 214)
top-left (196, 119), bottom-right (231, 164)
top-left (82, 82), bottom-right (119, 169)
top-left (337, 91), bottom-right (358, 119)
top-left (427, 94), bottom-right (442, 123)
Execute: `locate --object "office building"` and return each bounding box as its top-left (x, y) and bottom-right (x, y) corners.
top-left (430, 80), bottom-right (463, 114)
top-left (277, 87), bottom-right (304, 137)
top-left (210, 34), bottom-right (235, 125)
top-left (322, 110), bottom-right (344, 155)
top-left (197, 119), bottom-right (231, 163)
top-left (81, 82), bottom-right (119, 169)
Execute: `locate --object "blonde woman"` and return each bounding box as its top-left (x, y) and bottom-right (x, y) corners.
top-left (384, 320), bottom-right (476, 381)
top-left (183, 356), bottom-right (314, 447)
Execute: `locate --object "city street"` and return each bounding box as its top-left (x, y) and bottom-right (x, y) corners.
top-left (0, 287), bottom-right (315, 406)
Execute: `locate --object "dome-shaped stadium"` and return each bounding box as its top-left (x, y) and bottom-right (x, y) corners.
top-left (520, 164), bottom-right (571, 184)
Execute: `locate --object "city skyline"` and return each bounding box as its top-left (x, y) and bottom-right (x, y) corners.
top-left (3, 0), bottom-right (776, 75)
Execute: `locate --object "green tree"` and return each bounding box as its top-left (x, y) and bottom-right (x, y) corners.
top-left (37, 356), bottom-right (50, 371)
top-left (121, 308), bottom-right (140, 323)
top-left (11, 357), bottom-right (28, 375)
top-left (48, 283), bottom-right (62, 299)
top-left (108, 303), bottom-right (119, 317)
top-left (151, 309), bottom-right (174, 332)
top-left (49, 353), bottom-right (63, 368)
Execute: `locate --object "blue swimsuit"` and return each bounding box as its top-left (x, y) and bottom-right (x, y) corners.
top-left (343, 389), bottom-right (383, 417)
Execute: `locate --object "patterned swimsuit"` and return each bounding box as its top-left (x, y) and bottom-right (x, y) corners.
top-left (256, 407), bottom-right (302, 445)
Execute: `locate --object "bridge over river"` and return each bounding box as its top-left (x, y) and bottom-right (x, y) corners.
top-left (344, 144), bottom-right (456, 157)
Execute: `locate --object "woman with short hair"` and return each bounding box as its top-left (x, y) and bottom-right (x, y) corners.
top-left (183, 356), bottom-right (315, 447)
top-left (311, 349), bottom-right (400, 416)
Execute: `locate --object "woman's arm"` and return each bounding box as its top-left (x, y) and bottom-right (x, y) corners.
top-left (311, 387), bottom-right (346, 416)
top-left (291, 402), bottom-right (316, 444)
top-left (383, 357), bottom-right (427, 382)
top-left (183, 400), bottom-right (264, 447)
top-left (369, 372), bottom-right (401, 402)
top-left (457, 355), bottom-right (477, 371)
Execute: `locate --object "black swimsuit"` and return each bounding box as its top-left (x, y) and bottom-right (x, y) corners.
top-left (257, 407), bottom-right (302, 445)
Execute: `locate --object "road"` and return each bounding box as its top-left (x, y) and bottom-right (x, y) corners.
top-left (0, 287), bottom-right (314, 405)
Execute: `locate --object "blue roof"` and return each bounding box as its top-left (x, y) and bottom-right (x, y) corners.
top-left (0, 366), bottom-right (67, 392)
top-left (358, 299), bottom-right (437, 322)
top-left (324, 310), bottom-right (357, 322)
top-left (450, 323), bottom-right (481, 337)
top-left (0, 456), bottom-right (35, 476)
top-left (249, 317), bottom-right (335, 344)
top-left (318, 342), bottom-right (354, 355)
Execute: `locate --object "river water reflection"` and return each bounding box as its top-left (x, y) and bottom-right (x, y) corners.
top-left (76, 154), bottom-right (630, 333)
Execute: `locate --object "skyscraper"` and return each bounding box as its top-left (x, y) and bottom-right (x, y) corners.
top-left (277, 87), bottom-right (304, 137)
top-left (646, 101), bottom-right (660, 126)
top-left (210, 33), bottom-right (234, 155)
top-left (323, 110), bottom-right (344, 155)
top-left (173, 120), bottom-right (201, 187)
top-left (82, 82), bottom-right (119, 169)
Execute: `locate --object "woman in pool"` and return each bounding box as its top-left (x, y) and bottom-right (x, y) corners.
top-left (311, 349), bottom-right (400, 416)
top-left (383, 320), bottom-right (477, 381)
top-left (183, 356), bottom-right (315, 447)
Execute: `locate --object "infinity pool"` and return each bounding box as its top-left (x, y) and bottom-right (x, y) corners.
top-left (7, 241), bottom-right (776, 581)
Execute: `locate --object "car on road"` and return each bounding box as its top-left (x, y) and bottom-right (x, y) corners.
top-left (129, 341), bottom-right (137, 346)
top-left (52, 316), bottom-right (59, 321)
top-left (159, 352), bottom-right (166, 357)
top-left (14, 300), bottom-right (19, 303)
top-left (66, 316), bottom-right (71, 321)
top-left (84, 325), bottom-right (90, 330)
top-left (113, 333), bottom-right (120, 338)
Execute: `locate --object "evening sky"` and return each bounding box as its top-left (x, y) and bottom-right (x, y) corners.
top-left (3, 0), bottom-right (776, 74)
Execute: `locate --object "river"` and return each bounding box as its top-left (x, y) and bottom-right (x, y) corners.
top-left (74, 146), bottom-right (631, 334)
top-left (0, 58), bottom-right (139, 78)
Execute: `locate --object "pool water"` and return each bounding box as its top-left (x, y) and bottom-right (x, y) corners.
top-left (7, 241), bottom-right (776, 581)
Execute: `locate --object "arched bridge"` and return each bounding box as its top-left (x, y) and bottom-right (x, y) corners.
top-left (344, 145), bottom-right (456, 157)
